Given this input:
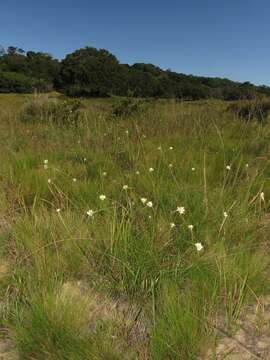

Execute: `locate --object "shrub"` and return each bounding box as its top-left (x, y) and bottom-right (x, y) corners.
top-left (0, 71), bottom-right (35, 93)
top-left (20, 95), bottom-right (82, 125)
top-left (227, 98), bottom-right (270, 123)
top-left (0, 71), bottom-right (54, 94)
top-left (110, 97), bottom-right (146, 118)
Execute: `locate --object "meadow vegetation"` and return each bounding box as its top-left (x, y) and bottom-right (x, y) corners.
top-left (0, 93), bottom-right (270, 359)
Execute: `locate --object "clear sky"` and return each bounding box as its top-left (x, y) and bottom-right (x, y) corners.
top-left (1, 0), bottom-right (269, 85)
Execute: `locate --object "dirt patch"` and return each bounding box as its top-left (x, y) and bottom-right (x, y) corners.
top-left (0, 263), bottom-right (9, 279)
top-left (204, 296), bottom-right (270, 359)
top-left (0, 340), bottom-right (18, 360)
top-left (0, 260), bottom-right (17, 360)
top-left (60, 281), bottom-right (150, 357)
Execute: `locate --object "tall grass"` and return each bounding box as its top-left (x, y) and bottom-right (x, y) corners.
top-left (0, 94), bottom-right (270, 358)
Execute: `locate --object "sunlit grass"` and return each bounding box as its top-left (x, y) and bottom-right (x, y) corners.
top-left (0, 94), bottom-right (270, 358)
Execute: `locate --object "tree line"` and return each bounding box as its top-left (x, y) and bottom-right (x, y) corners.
top-left (0, 45), bottom-right (269, 100)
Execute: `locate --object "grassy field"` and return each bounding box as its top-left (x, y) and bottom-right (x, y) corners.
top-left (0, 93), bottom-right (270, 359)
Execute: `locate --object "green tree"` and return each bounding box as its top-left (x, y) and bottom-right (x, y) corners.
top-left (26, 51), bottom-right (60, 89)
top-left (57, 47), bottom-right (121, 97)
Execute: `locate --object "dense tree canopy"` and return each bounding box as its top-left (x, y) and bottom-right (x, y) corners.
top-left (0, 47), bottom-right (59, 92)
top-left (0, 44), bottom-right (270, 100)
top-left (56, 47), bottom-right (120, 97)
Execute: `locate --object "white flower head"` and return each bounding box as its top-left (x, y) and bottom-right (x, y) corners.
top-left (47, 178), bottom-right (52, 184)
top-left (260, 192), bottom-right (265, 201)
top-left (195, 242), bottom-right (203, 251)
top-left (142, 134), bottom-right (146, 138)
top-left (44, 164), bottom-right (48, 170)
top-left (223, 211), bottom-right (228, 218)
top-left (86, 209), bottom-right (94, 217)
top-left (141, 197), bottom-right (147, 204)
top-left (123, 185), bottom-right (128, 190)
top-left (149, 167), bottom-right (154, 172)
top-left (56, 208), bottom-right (61, 213)
top-left (99, 194), bottom-right (106, 201)
top-left (226, 165), bottom-right (231, 171)
top-left (169, 146), bottom-right (173, 150)
top-left (73, 178), bottom-right (77, 182)
top-left (146, 201), bottom-right (153, 208)
top-left (176, 206), bottom-right (186, 215)
top-left (136, 171), bottom-right (140, 175)
top-left (44, 159), bottom-right (49, 164)
top-left (169, 164), bottom-right (173, 168)
top-left (170, 222), bottom-right (176, 228)
top-left (84, 158), bottom-right (87, 162)
top-left (188, 224), bottom-right (194, 231)
top-left (158, 146), bottom-right (162, 151)
top-left (245, 163), bottom-right (249, 168)
top-left (102, 172), bottom-right (107, 176)
top-left (192, 167), bottom-right (196, 171)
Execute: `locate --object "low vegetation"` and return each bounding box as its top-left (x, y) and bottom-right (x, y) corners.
top-left (20, 95), bottom-right (82, 125)
top-left (227, 98), bottom-right (270, 123)
top-left (110, 96), bottom-right (148, 118)
top-left (0, 94), bottom-right (270, 359)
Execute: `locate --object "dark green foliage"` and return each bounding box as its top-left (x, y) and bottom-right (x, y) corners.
top-left (26, 51), bottom-right (60, 84)
top-left (1, 44), bottom-right (270, 102)
top-left (56, 47), bottom-right (270, 101)
top-left (0, 71), bottom-right (36, 93)
top-left (227, 99), bottom-right (270, 123)
top-left (0, 47), bottom-right (59, 93)
top-left (56, 47), bottom-right (120, 97)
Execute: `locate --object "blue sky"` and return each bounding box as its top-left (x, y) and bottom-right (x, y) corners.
top-left (1, 0), bottom-right (269, 85)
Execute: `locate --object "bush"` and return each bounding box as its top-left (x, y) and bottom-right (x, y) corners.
top-left (110, 97), bottom-right (146, 118)
top-left (20, 95), bottom-right (82, 125)
top-left (227, 98), bottom-right (270, 123)
top-left (0, 71), bottom-right (35, 93)
top-left (0, 71), bottom-right (54, 93)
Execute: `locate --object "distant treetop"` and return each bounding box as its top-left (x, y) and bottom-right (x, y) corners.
top-left (0, 44), bottom-right (269, 99)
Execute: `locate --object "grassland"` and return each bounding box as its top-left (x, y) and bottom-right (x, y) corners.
top-left (0, 94), bottom-right (270, 359)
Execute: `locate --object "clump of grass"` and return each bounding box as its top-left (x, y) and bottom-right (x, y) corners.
top-left (20, 94), bottom-right (82, 126)
top-left (10, 288), bottom-right (125, 359)
top-left (110, 96), bottom-right (147, 118)
top-left (227, 98), bottom-right (270, 123)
